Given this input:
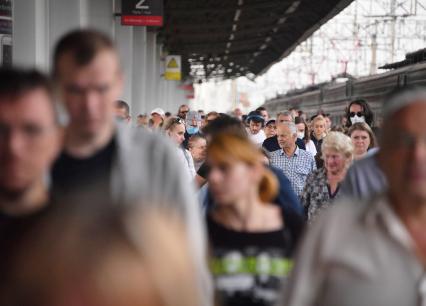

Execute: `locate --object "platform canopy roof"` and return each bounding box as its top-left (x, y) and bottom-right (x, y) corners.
top-left (158, 0), bottom-right (354, 82)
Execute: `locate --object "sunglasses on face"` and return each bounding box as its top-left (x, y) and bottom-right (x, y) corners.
top-left (349, 112), bottom-right (364, 117)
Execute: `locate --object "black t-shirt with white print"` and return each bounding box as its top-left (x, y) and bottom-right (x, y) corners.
top-left (207, 210), bottom-right (303, 306)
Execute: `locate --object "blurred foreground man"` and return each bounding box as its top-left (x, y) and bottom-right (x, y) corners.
top-left (50, 29), bottom-right (211, 304)
top-left (0, 69), bottom-right (60, 223)
top-left (282, 87), bottom-right (426, 306)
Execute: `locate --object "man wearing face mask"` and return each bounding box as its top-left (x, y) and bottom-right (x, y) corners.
top-left (345, 99), bottom-right (374, 128)
top-left (182, 111), bottom-right (201, 149)
top-left (186, 111), bottom-right (201, 135)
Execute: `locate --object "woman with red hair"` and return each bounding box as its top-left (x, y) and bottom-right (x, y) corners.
top-left (206, 133), bottom-right (304, 306)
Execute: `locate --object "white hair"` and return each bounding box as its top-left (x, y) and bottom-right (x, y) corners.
top-left (321, 131), bottom-right (354, 160)
top-left (283, 122), bottom-right (297, 135)
top-left (277, 110), bottom-right (294, 121)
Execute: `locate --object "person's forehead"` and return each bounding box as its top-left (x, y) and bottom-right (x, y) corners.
top-left (115, 107), bottom-right (127, 113)
top-left (277, 125), bottom-right (291, 133)
top-left (194, 138), bottom-right (207, 146)
top-left (115, 109), bottom-right (128, 119)
top-left (386, 101), bottom-right (426, 129)
top-left (349, 103), bottom-right (363, 111)
top-left (250, 121), bottom-right (262, 125)
top-left (351, 129), bottom-right (369, 136)
top-left (323, 149), bottom-right (342, 156)
top-left (0, 89), bottom-right (55, 124)
top-left (278, 114), bottom-right (291, 120)
top-left (174, 123), bottom-right (185, 130)
top-left (56, 50), bottom-right (120, 82)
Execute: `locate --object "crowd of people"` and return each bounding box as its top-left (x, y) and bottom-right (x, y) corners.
top-left (0, 28), bottom-right (425, 306)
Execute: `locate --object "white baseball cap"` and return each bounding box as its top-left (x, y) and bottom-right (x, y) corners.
top-left (151, 108), bottom-right (165, 117)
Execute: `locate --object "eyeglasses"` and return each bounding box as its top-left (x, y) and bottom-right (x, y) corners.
top-left (349, 112), bottom-right (364, 117)
top-left (179, 110), bottom-right (189, 114)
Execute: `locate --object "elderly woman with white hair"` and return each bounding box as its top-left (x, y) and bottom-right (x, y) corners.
top-left (301, 131), bottom-right (354, 221)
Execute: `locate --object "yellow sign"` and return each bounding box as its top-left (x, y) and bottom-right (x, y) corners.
top-left (167, 58), bottom-right (178, 69)
top-left (165, 55), bottom-right (181, 80)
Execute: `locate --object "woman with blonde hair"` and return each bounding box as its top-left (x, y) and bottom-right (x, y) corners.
top-left (301, 131), bottom-right (354, 222)
top-left (310, 115), bottom-right (327, 155)
top-left (206, 133), bottom-right (304, 306)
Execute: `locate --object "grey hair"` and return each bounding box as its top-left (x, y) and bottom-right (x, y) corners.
top-left (283, 122), bottom-right (297, 135)
top-left (277, 110), bottom-right (294, 121)
top-left (383, 86), bottom-right (426, 119)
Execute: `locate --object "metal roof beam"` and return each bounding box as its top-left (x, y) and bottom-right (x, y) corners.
top-left (167, 0), bottom-right (290, 15)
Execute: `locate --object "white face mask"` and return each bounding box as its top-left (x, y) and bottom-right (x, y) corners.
top-left (350, 115), bottom-right (365, 124)
top-left (297, 132), bottom-right (305, 139)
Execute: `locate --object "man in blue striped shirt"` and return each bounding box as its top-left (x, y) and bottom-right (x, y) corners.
top-left (270, 122), bottom-right (316, 197)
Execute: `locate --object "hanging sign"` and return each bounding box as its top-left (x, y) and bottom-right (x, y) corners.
top-left (165, 55), bottom-right (181, 81)
top-left (121, 0), bottom-right (163, 27)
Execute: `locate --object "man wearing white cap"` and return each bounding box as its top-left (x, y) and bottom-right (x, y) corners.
top-left (281, 86), bottom-right (426, 306)
top-left (150, 107), bottom-right (165, 130)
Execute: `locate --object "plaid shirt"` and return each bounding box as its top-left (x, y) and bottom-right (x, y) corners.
top-left (269, 147), bottom-right (316, 197)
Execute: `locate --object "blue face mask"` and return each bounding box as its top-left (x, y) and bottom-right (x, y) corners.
top-left (187, 126), bottom-right (199, 135)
